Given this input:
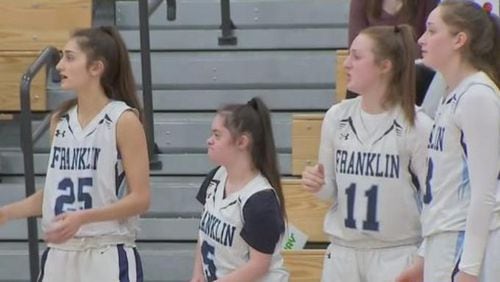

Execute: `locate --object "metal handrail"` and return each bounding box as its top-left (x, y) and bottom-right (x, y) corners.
top-left (32, 115), bottom-right (51, 145)
top-left (166, 0), bottom-right (176, 21)
top-left (19, 46), bottom-right (60, 282)
top-left (139, 0), bottom-right (162, 170)
top-left (219, 0), bottom-right (237, 45)
top-left (139, 0), bottom-right (176, 170)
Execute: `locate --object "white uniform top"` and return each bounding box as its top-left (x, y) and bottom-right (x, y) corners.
top-left (316, 97), bottom-right (432, 248)
top-left (421, 72), bottom-right (500, 275)
top-left (42, 101), bottom-right (138, 240)
top-left (197, 167), bottom-right (288, 282)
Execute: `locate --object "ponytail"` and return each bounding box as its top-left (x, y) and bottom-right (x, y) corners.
top-left (440, 0), bottom-right (500, 87)
top-left (247, 98), bottom-right (286, 220)
top-left (393, 25), bottom-right (417, 125)
top-left (56, 26), bottom-right (143, 120)
top-left (218, 97), bottom-right (286, 220)
top-left (488, 14), bottom-right (500, 87)
top-left (361, 24), bottom-right (417, 125)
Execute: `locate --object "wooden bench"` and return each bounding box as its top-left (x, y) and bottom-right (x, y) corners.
top-left (282, 178), bottom-right (330, 242)
top-left (291, 49), bottom-right (348, 175)
top-left (291, 114), bottom-right (324, 176)
top-left (283, 249), bottom-right (325, 281)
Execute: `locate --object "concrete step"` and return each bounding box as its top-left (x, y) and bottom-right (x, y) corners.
top-left (0, 151), bottom-right (292, 176)
top-left (0, 242), bottom-right (196, 281)
top-left (0, 112), bottom-right (293, 153)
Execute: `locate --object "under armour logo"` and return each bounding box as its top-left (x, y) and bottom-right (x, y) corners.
top-left (55, 129), bottom-right (66, 138)
top-left (340, 133), bottom-right (350, 140)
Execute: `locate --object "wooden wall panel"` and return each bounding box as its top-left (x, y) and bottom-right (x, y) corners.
top-left (0, 0), bottom-right (92, 51)
top-left (291, 114), bottom-right (324, 175)
top-left (283, 249), bottom-right (325, 281)
top-left (0, 51), bottom-right (46, 111)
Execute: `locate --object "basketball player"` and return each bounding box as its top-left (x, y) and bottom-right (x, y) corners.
top-left (190, 98), bottom-right (289, 282)
top-left (0, 26), bottom-right (149, 281)
top-left (301, 25), bottom-right (433, 282)
top-left (398, 1), bottom-right (500, 281)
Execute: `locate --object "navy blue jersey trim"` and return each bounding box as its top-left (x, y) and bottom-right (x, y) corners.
top-left (341, 117), bottom-right (363, 144)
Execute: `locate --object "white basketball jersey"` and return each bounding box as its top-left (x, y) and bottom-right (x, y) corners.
top-left (422, 72), bottom-right (500, 236)
top-left (42, 101), bottom-right (138, 238)
top-left (198, 167), bottom-right (288, 282)
top-left (319, 98), bottom-right (432, 248)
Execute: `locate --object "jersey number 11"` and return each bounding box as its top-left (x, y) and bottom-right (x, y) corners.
top-left (344, 183), bottom-right (380, 231)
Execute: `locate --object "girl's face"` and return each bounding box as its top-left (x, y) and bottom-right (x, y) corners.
top-left (344, 34), bottom-right (386, 95)
top-left (418, 7), bottom-right (457, 71)
top-left (56, 38), bottom-right (93, 91)
top-left (207, 114), bottom-right (240, 166)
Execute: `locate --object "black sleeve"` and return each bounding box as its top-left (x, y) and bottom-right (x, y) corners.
top-left (240, 190), bottom-right (285, 254)
top-left (196, 166), bottom-right (221, 205)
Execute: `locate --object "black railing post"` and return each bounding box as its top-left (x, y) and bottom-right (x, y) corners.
top-left (166, 0), bottom-right (176, 21)
top-left (139, 0), bottom-right (162, 170)
top-left (20, 46), bottom-right (60, 282)
top-left (219, 0), bottom-right (237, 45)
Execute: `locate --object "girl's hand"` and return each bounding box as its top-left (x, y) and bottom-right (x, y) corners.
top-left (396, 257), bottom-right (423, 282)
top-left (44, 211), bottom-right (85, 244)
top-left (301, 163), bottom-right (325, 193)
top-left (0, 208), bottom-right (9, 225)
top-left (456, 271), bottom-right (478, 282)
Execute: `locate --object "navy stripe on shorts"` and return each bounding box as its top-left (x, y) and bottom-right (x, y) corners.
top-left (37, 247), bottom-right (50, 282)
top-left (118, 244), bottom-right (130, 282)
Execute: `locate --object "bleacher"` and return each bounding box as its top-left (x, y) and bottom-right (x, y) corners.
top-left (0, 0), bottom-right (349, 281)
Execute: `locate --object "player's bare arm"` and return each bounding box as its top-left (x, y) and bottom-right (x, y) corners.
top-left (190, 241), bottom-right (205, 282)
top-left (215, 247), bottom-right (273, 282)
top-left (0, 190), bottom-right (43, 225)
top-left (0, 112), bottom-right (60, 226)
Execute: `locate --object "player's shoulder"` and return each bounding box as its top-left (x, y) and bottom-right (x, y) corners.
top-left (106, 101), bottom-right (136, 121)
top-left (414, 107), bottom-right (433, 129)
top-left (457, 72), bottom-right (499, 101)
top-left (116, 104), bottom-right (142, 133)
top-left (324, 97), bottom-right (359, 122)
top-left (238, 174), bottom-right (273, 203)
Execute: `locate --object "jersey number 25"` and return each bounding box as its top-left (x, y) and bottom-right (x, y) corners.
top-left (54, 177), bottom-right (93, 215)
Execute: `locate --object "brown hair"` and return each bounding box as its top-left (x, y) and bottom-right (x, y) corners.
top-left (439, 0), bottom-right (500, 86)
top-left (218, 97), bottom-right (286, 220)
top-left (361, 24), bottom-right (417, 125)
top-left (56, 26), bottom-right (143, 120)
top-left (366, 0), bottom-right (418, 23)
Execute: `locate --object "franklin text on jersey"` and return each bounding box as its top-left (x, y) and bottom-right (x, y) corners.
top-left (50, 146), bottom-right (101, 171)
top-left (199, 180), bottom-right (237, 247)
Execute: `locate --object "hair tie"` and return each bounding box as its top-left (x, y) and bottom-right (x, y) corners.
top-left (483, 2), bottom-right (493, 14)
top-left (99, 26), bottom-right (113, 36)
top-left (394, 25), bottom-right (401, 33)
top-left (247, 98), bottom-right (258, 110)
